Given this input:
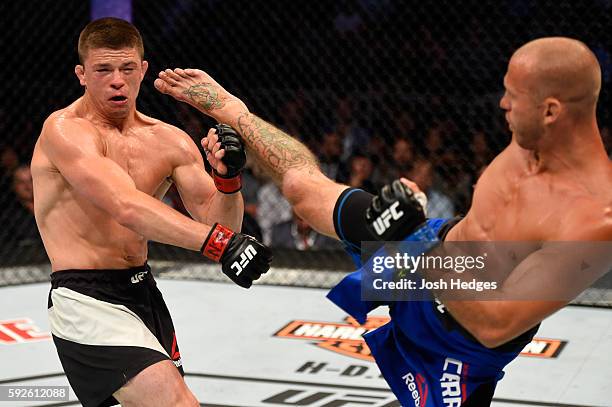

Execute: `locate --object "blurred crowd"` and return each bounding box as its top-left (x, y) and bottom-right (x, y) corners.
top-left (5, 87), bottom-right (609, 261)
top-left (1, 0), bottom-right (611, 263)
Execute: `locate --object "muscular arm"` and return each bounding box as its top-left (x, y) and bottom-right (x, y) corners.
top-left (169, 128), bottom-right (243, 231)
top-left (154, 70), bottom-right (348, 238)
top-left (441, 226), bottom-right (611, 348)
top-left (41, 117), bottom-right (213, 251)
top-left (235, 113), bottom-right (347, 238)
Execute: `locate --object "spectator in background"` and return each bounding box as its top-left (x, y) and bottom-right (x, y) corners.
top-left (176, 103), bottom-right (205, 139)
top-left (240, 157), bottom-right (264, 242)
top-left (364, 132), bottom-right (393, 186)
top-left (278, 90), bottom-right (307, 143)
top-left (470, 129), bottom-right (495, 170)
top-left (272, 211), bottom-right (341, 250)
top-left (393, 110), bottom-right (416, 137)
top-left (12, 165), bottom-right (34, 214)
top-left (0, 145), bottom-right (20, 191)
top-left (423, 121), bottom-right (447, 161)
top-left (340, 153), bottom-right (377, 194)
top-left (256, 178), bottom-right (293, 245)
top-left (408, 157), bottom-right (455, 219)
top-left (387, 137), bottom-right (415, 181)
top-left (334, 96), bottom-right (370, 162)
top-left (0, 165), bottom-right (42, 258)
top-left (319, 130), bottom-right (346, 180)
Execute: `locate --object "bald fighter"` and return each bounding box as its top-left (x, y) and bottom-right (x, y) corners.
top-left (32, 18), bottom-right (271, 407)
top-left (155, 37), bottom-right (611, 406)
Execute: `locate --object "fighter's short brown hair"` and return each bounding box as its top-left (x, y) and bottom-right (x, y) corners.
top-left (78, 17), bottom-right (144, 64)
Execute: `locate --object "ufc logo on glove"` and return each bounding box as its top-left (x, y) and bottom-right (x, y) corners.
top-left (231, 245), bottom-right (258, 275)
top-left (372, 202), bottom-right (404, 236)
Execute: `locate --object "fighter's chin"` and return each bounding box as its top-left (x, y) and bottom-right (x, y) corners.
top-left (107, 109), bottom-right (130, 119)
top-left (514, 134), bottom-right (537, 151)
top-left (105, 104), bottom-right (131, 119)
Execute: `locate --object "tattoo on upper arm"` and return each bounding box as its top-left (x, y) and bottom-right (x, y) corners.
top-left (236, 113), bottom-right (318, 177)
top-left (182, 83), bottom-right (226, 111)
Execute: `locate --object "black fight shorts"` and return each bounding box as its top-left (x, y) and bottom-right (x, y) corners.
top-left (48, 264), bottom-right (183, 407)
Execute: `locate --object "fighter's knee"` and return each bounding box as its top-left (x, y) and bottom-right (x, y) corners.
top-left (167, 381), bottom-right (198, 407)
top-left (281, 170), bottom-right (308, 206)
top-left (176, 391), bottom-right (199, 407)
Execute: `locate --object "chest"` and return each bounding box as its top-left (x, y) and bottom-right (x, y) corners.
top-left (102, 130), bottom-right (173, 195)
top-left (466, 172), bottom-right (564, 240)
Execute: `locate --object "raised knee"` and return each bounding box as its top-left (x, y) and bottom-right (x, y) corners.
top-left (177, 393), bottom-right (199, 407)
top-left (171, 383), bottom-right (198, 407)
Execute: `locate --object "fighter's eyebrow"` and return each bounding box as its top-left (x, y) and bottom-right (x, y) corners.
top-left (503, 79), bottom-right (513, 95)
top-left (92, 61), bottom-right (137, 69)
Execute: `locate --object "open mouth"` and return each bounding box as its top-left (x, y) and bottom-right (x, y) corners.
top-left (109, 95), bottom-right (128, 103)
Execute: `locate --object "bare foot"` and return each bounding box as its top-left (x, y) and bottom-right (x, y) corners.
top-left (399, 177), bottom-right (429, 214)
top-left (154, 68), bottom-right (247, 121)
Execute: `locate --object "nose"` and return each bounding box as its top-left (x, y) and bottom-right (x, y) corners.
top-left (110, 69), bottom-right (126, 89)
top-left (499, 92), bottom-right (509, 111)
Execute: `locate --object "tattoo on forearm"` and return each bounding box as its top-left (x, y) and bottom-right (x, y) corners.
top-left (236, 113), bottom-right (318, 178)
top-left (182, 83), bottom-right (225, 111)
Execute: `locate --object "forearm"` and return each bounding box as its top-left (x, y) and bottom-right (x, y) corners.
top-left (202, 191), bottom-right (244, 231)
top-left (117, 190), bottom-right (211, 251)
top-left (175, 78), bottom-right (342, 236)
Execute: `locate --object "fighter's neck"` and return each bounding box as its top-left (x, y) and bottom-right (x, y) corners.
top-left (521, 125), bottom-right (606, 175)
top-left (77, 94), bottom-right (139, 131)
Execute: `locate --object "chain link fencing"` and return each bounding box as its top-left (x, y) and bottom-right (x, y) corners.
top-left (0, 1), bottom-right (611, 306)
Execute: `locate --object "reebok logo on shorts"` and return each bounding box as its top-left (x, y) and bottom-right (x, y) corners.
top-left (402, 370), bottom-right (428, 406)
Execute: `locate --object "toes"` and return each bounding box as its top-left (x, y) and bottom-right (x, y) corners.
top-left (158, 71), bottom-right (178, 87)
top-left (153, 78), bottom-right (169, 94)
top-left (174, 68), bottom-right (190, 79)
top-left (185, 68), bottom-right (200, 77)
top-left (164, 68), bottom-right (182, 82)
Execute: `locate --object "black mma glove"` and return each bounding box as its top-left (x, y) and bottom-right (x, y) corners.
top-left (201, 223), bottom-right (273, 288)
top-left (365, 180), bottom-right (428, 241)
top-left (211, 124), bottom-right (247, 194)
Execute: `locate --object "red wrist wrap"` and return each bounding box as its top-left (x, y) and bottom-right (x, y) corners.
top-left (201, 223), bottom-right (235, 262)
top-left (213, 172), bottom-right (242, 194)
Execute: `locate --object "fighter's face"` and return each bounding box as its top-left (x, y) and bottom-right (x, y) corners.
top-left (76, 47), bottom-right (148, 120)
top-left (499, 62), bottom-right (544, 150)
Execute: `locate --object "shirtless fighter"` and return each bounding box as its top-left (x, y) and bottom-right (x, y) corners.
top-left (155, 37), bottom-right (611, 406)
top-left (31, 18), bottom-right (272, 407)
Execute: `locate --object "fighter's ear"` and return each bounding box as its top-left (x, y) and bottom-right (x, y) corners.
top-left (75, 65), bottom-right (86, 87)
top-left (543, 97), bottom-right (561, 125)
top-left (141, 60), bottom-right (148, 80)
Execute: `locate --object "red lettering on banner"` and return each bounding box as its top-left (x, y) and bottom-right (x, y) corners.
top-left (0, 318), bottom-right (50, 344)
top-left (0, 327), bottom-right (17, 344)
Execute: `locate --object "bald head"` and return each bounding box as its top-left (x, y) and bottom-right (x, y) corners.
top-left (510, 37), bottom-right (601, 111)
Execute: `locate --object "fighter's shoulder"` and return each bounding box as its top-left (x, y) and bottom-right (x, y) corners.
top-left (143, 117), bottom-right (202, 164)
top-left (41, 109), bottom-right (100, 146)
